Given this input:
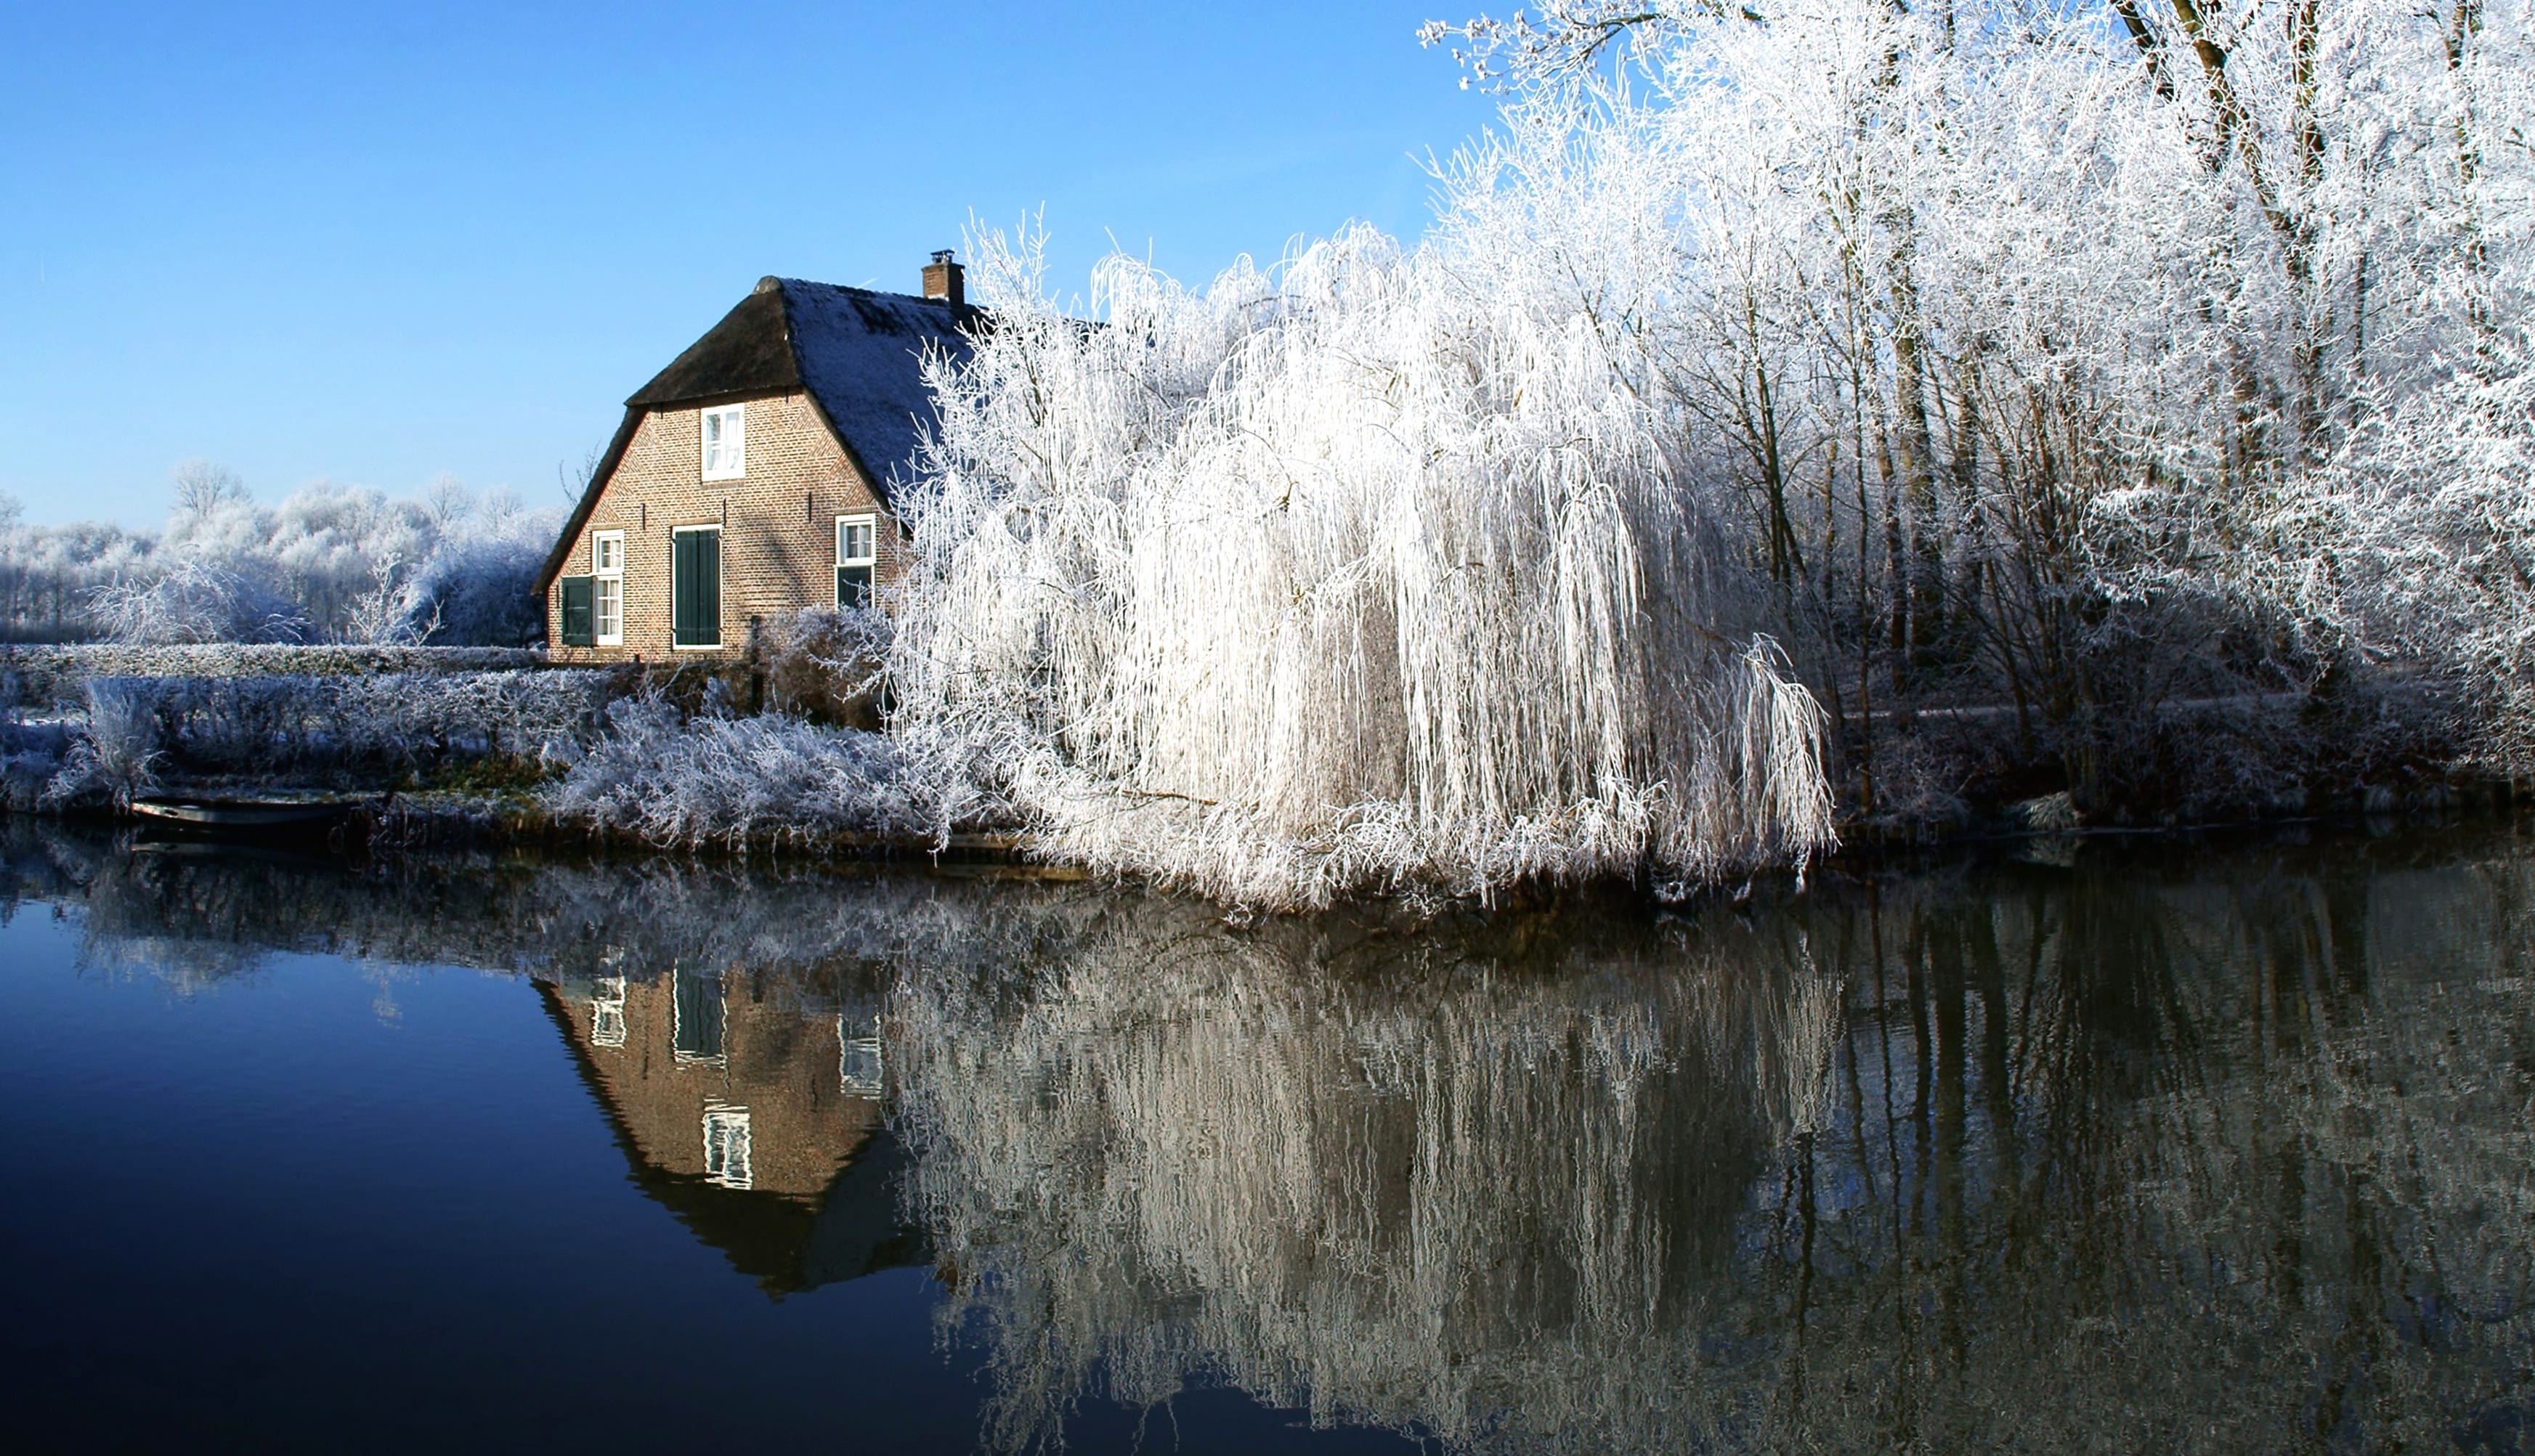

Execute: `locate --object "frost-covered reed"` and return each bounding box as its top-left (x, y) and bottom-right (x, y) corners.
top-left (540, 695), bottom-right (935, 849)
top-left (894, 229), bottom-right (1835, 907)
top-left (38, 670), bottom-right (618, 805)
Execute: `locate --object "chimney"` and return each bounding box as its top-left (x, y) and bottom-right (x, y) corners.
top-left (921, 249), bottom-right (965, 309)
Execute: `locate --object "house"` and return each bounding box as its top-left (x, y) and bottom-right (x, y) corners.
top-left (538, 253), bottom-right (978, 660)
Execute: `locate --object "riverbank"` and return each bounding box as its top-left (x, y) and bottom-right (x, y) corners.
top-left (7, 652), bottom-right (2524, 904)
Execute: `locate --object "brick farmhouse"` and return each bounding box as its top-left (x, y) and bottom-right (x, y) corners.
top-left (538, 254), bottom-right (977, 662)
top-left (537, 970), bottom-right (917, 1294)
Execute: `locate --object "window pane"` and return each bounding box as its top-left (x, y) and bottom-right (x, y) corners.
top-left (596, 577), bottom-right (621, 638)
top-left (837, 564), bottom-right (872, 609)
top-left (840, 1029), bottom-right (884, 1096)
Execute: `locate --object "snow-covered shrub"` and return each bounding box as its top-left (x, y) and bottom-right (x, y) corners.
top-left (396, 535), bottom-right (545, 647)
top-left (0, 717), bottom-right (68, 811)
top-left (43, 678), bottom-right (164, 809)
top-left (760, 604), bottom-right (891, 724)
top-left (894, 228), bottom-right (1835, 908)
top-left (543, 692), bottom-right (933, 848)
top-left (84, 558), bottom-right (308, 645)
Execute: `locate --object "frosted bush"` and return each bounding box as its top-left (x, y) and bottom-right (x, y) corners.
top-left (394, 531), bottom-right (551, 648)
top-left (759, 604), bottom-right (891, 723)
top-left (84, 558), bottom-right (308, 645)
top-left (44, 678), bottom-right (163, 809)
top-left (2255, 324), bottom-right (2535, 776)
top-left (893, 228), bottom-right (1835, 908)
top-left (543, 693), bottom-right (935, 849)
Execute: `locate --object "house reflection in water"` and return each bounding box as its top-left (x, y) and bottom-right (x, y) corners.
top-left (539, 963), bottom-right (925, 1297)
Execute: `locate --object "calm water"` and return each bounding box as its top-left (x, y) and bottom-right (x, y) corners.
top-left (1, 821), bottom-right (2529, 1453)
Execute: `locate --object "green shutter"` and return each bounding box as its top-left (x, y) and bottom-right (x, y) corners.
top-left (673, 529), bottom-right (721, 647)
top-left (837, 564), bottom-right (872, 610)
top-left (557, 576), bottom-right (595, 647)
top-left (698, 530), bottom-right (719, 644)
top-left (671, 533), bottom-right (695, 642)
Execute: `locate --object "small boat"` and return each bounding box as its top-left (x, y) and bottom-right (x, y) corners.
top-left (129, 791), bottom-right (384, 834)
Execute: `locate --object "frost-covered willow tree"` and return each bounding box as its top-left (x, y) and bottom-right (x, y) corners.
top-left (892, 228), bottom-right (1836, 908)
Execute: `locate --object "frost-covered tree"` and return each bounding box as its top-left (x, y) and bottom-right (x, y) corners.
top-left (894, 227), bottom-right (1836, 908)
top-left (879, 0), bottom-right (2528, 896)
top-left (1408, 0), bottom-right (2535, 815)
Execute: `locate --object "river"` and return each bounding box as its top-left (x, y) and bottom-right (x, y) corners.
top-left (1, 819), bottom-right (2528, 1452)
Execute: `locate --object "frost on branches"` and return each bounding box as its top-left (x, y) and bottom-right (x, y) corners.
top-left (891, 229), bottom-right (1836, 908)
top-left (1406, 0), bottom-right (2535, 818)
top-left (888, 0), bottom-right (2531, 899)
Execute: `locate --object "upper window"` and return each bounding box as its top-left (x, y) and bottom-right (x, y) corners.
top-left (591, 531), bottom-right (624, 646)
top-left (701, 404), bottom-right (746, 481)
top-left (839, 1013), bottom-right (885, 1097)
top-left (836, 515), bottom-right (876, 610)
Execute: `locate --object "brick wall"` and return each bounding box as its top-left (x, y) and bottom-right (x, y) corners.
top-left (545, 389), bottom-right (910, 663)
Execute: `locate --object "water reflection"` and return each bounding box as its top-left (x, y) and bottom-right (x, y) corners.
top-left (6, 818), bottom-right (2530, 1452)
top-left (538, 967), bottom-right (920, 1294)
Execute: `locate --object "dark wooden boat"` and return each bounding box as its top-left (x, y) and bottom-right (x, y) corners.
top-left (129, 791), bottom-right (383, 834)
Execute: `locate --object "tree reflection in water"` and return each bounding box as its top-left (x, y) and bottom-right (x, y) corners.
top-left (9, 818), bottom-right (2530, 1452)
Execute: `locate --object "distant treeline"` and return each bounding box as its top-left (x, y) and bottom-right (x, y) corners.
top-left (0, 462), bottom-right (561, 648)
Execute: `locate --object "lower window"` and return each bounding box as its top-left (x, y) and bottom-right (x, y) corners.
top-left (594, 576), bottom-right (622, 644)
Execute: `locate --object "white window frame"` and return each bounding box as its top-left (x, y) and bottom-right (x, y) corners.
top-left (835, 513), bottom-right (877, 610)
top-left (702, 1102), bottom-right (753, 1189)
top-left (701, 404), bottom-right (746, 481)
top-left (591, 530), bottom-right (625, 646)
top-left (591, 975), bottom-right (628, 1049)
top-left (839, 1012), bottom-right (885, 1097)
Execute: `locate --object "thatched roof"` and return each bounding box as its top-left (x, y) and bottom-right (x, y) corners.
top-left (538, 276), bottom-right (980, 593)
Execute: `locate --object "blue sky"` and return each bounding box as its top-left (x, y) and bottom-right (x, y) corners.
top-left (0, 1), bottom-right (1497, 526)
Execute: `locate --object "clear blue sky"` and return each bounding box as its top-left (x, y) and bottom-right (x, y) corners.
top-left (0, 1), bottom-right (1496, 526)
